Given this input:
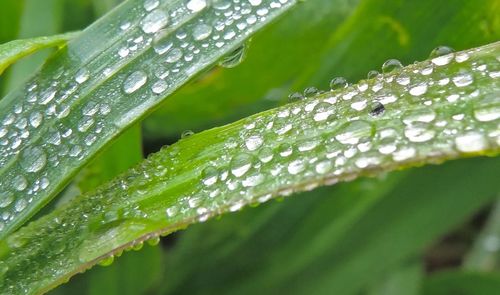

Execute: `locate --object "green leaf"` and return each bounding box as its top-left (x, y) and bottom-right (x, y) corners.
top-left (423, 271), bottom-right (500, 295)
top-left (144, 0), bottom-right (500, 139)
top-left (0, 0), bottom-right (298, 238)
top-left (0, 32), bottom-right (78, 75)
top-left (365, 261), bottom-right (422, 295)
top-left (0, 42), bottom-right (498, 294)
top-left (156, 157), bottom-right (500, 295)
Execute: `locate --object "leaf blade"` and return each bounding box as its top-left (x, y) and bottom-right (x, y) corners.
top-left (0, 0), bottom-right (298, 238)
top-left (0, 41), bottom-right (499, 294)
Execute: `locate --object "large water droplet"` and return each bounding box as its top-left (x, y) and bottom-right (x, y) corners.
top-left (330, 77), bottom-right (348, 90)
top-left (382, 59), bottom-right (403, 73)
top-left (230, 153), bottom-right (253, 177)
top-left (141, 10), bottom-right (168, 34)
top-left (20, 146), bottom-right (47, 173)
top-left (335, 120), bottom-right (373, 145)
top-left (187, 0), bottom-right (207, 12)
top-left (123, 71), bottom-right (148, 94)
top-left (455, 132), bottom-right (488, 153)
top-left (193, 23), bottom-right (213, 41)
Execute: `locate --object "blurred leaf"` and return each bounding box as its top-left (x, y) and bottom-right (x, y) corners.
top-left (423, 271), bottom-right (500, 295)
top-left (5, 0), bottom-right (64, 91)
top-left (1, 42), bottom-right (499, 294)
top-left (365, 261), bottom-right (422, 295)
top-left (0, 0), bottom-right (298, 238)
top-left (91, 0), bottom-right (123, 16)
top-left (464, 198), bottom-right (500, 271)
top-left (0, 0), bottom-right (24, 95)
top-left (0, 32), bottom-right (77, 75)
top-left (156, 157), bottom-right (500, 295)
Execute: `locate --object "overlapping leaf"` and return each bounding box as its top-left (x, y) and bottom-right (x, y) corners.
top-left (0, 0), bottom-right (298, 238)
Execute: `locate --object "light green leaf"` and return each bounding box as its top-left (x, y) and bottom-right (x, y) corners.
top-left (0, 0), bottom-right (298, 238)
top-left (0, 32), bottom-right (78, 75)
top-left (0, 42), bottom-right (498, 294)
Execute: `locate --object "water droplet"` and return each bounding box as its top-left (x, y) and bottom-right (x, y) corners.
top-left (330, 77), bottom-right (348, 90)
top-left (141, 9), bottom-right (168, 34)
top-left (193, 23), bottom-right (212, 41)
top-left (218, 44), bottom-right (247, 68)
top-left (12, 175), bottom-right (28, 191)
top-left (409, 84), bottom-right (428, 96)
top-left (187, 0), bottom-right (207, 12)
top-left (382, 59), bottom-right (403, 73)
top-left (315, 160), bottom-right (332, 174)
top-left (20, 147), bottom-right (47, 173)
top-left (288, 92), bottom-right (304, 102)
top-left (151, 80), bottom-right (168, 94)
top-left (335, 120), bottom-right (373, 145)
top-left (181, 130), bottom-right (194, 138)
top-left (249, 0), bottom-right (262, 6)
top-left (402, 108), bottom-right (436, 124)
top-left (143, 0), bottom-right (159, 11)
top-left (29, 112), bottom-right (43, 128)
top-left (99, 256), bottom-right (114, 266)
top-left (455, 132), bottom-right (488, 153)
top-left (202, 166), bottom-right (218, 186)
top-left (452, 72), bottom-right (473, 87)
top-left (0, 192), bottom-right (14, 208)
top-left (430, 46), bottom-right (454, 66)
top-left (288, 159), bottom-right (305, 175)
top-left (473, 95), bottom-right (500, 122)
top-left (430, 46), bottom-right (454, 58)
top-left (313, 102), bottom-right (334, 122)
top-left (75, 68), bottom-right (90, 84)
top-left (258, 147), bottom-right (274, 163)
top-left (404, 123), bottom-right (435, 142)
top-left (367, 70), bottom-right (380, 79)
top-left (369, 102), bottom-right (385, 117)
top-left (14, 199), bottom-right (27, 213)
top-left (303, 87), bottom-right (319, 97)
top-left (165, 48), bottom-right (183, 63)
top-left (123, 71), bottom-right (148, 94)
top-left (230, 153), bottom-right (253, 177)
top-left (245, 135), bottom-right (263, 151)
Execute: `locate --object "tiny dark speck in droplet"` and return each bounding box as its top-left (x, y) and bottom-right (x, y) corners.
top-left (369, 102), bottom-right (385, 116)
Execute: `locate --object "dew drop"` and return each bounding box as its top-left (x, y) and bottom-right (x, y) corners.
top-left (20, 146), bottom-right (47, 173)
top-left (473, 96), bottom-right (500, 122)
top-left (230, 153), bottom-right (253, 177)
top-left (165, 48), bottom-right (183, 63)
top-left (315, 160), bottom-right (332, 174)
top-left (141, 9), bottom-right (169, 34)
top-left (369, 102), bottom-right (385, 117)
top-left (367, 70), bottom-right (380, 79)
top-left (151, 80), bottom-right (168, 94)
top-left (304, 87), bottom-right (319, 97)
top-left (288, 159), bottom-right (305, 175)
top-left (0, 192), bottom-right (14, 208)
top-left (181, 130), bottom-right (194, 138)
top-left (409, 84), bottom-right (428, 96)
top-left (12, 175), bottom-right (28, 191)
top-left (75, 68), bottom-right (90, 84)
top-left (288, 92), bottom-right (304, 102)
top-left (202, 166), bottom-right (219, 186)
top-left (329, 77), bottom-right (348, 90)
top-left (455, 132), bottom-right (488, 153)
top-left (245, 135), bottom-right (263, 151)
top-left (382, 59), bottom-right (403, 73)
top-left (187, 0), bottom-right (207, 12)
top-left (143, 0), bottom-right (159, 11)
top-left (335, 120), bottom-right (373, 145)
top-left (193, 23), bottom-right (213, 41)
top-left (123, 71), bottom-right (148, 94)
top-left (452, 72), bottom-right (473, 87)
top-left (430, 46), bottom-right (454, 58)
top-left (404, 123), bottom-right (436, 142)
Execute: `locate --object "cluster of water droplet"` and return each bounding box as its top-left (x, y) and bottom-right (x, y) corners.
top-left (155, 44), bottom-right (499, 226)
top-left (0, 0), bottom-right (296, 235)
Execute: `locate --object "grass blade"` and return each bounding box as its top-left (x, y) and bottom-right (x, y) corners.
top-left (0, 0), bottom-right (298, 238)
top-left (0, 33), bottom-right (78, 75)
top-left (0, 41), bottom-right (498, 294)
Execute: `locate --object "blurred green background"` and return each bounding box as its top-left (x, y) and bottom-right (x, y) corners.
top-left (1, 0), bottom-right (499, 294)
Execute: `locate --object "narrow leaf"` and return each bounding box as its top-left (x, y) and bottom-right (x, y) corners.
top-left (0, 0), bottom-right (298, 238)
top-left (0, 42), bottom-right (498, 294)
top-left (0, 33), bottom-right (78, 75)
